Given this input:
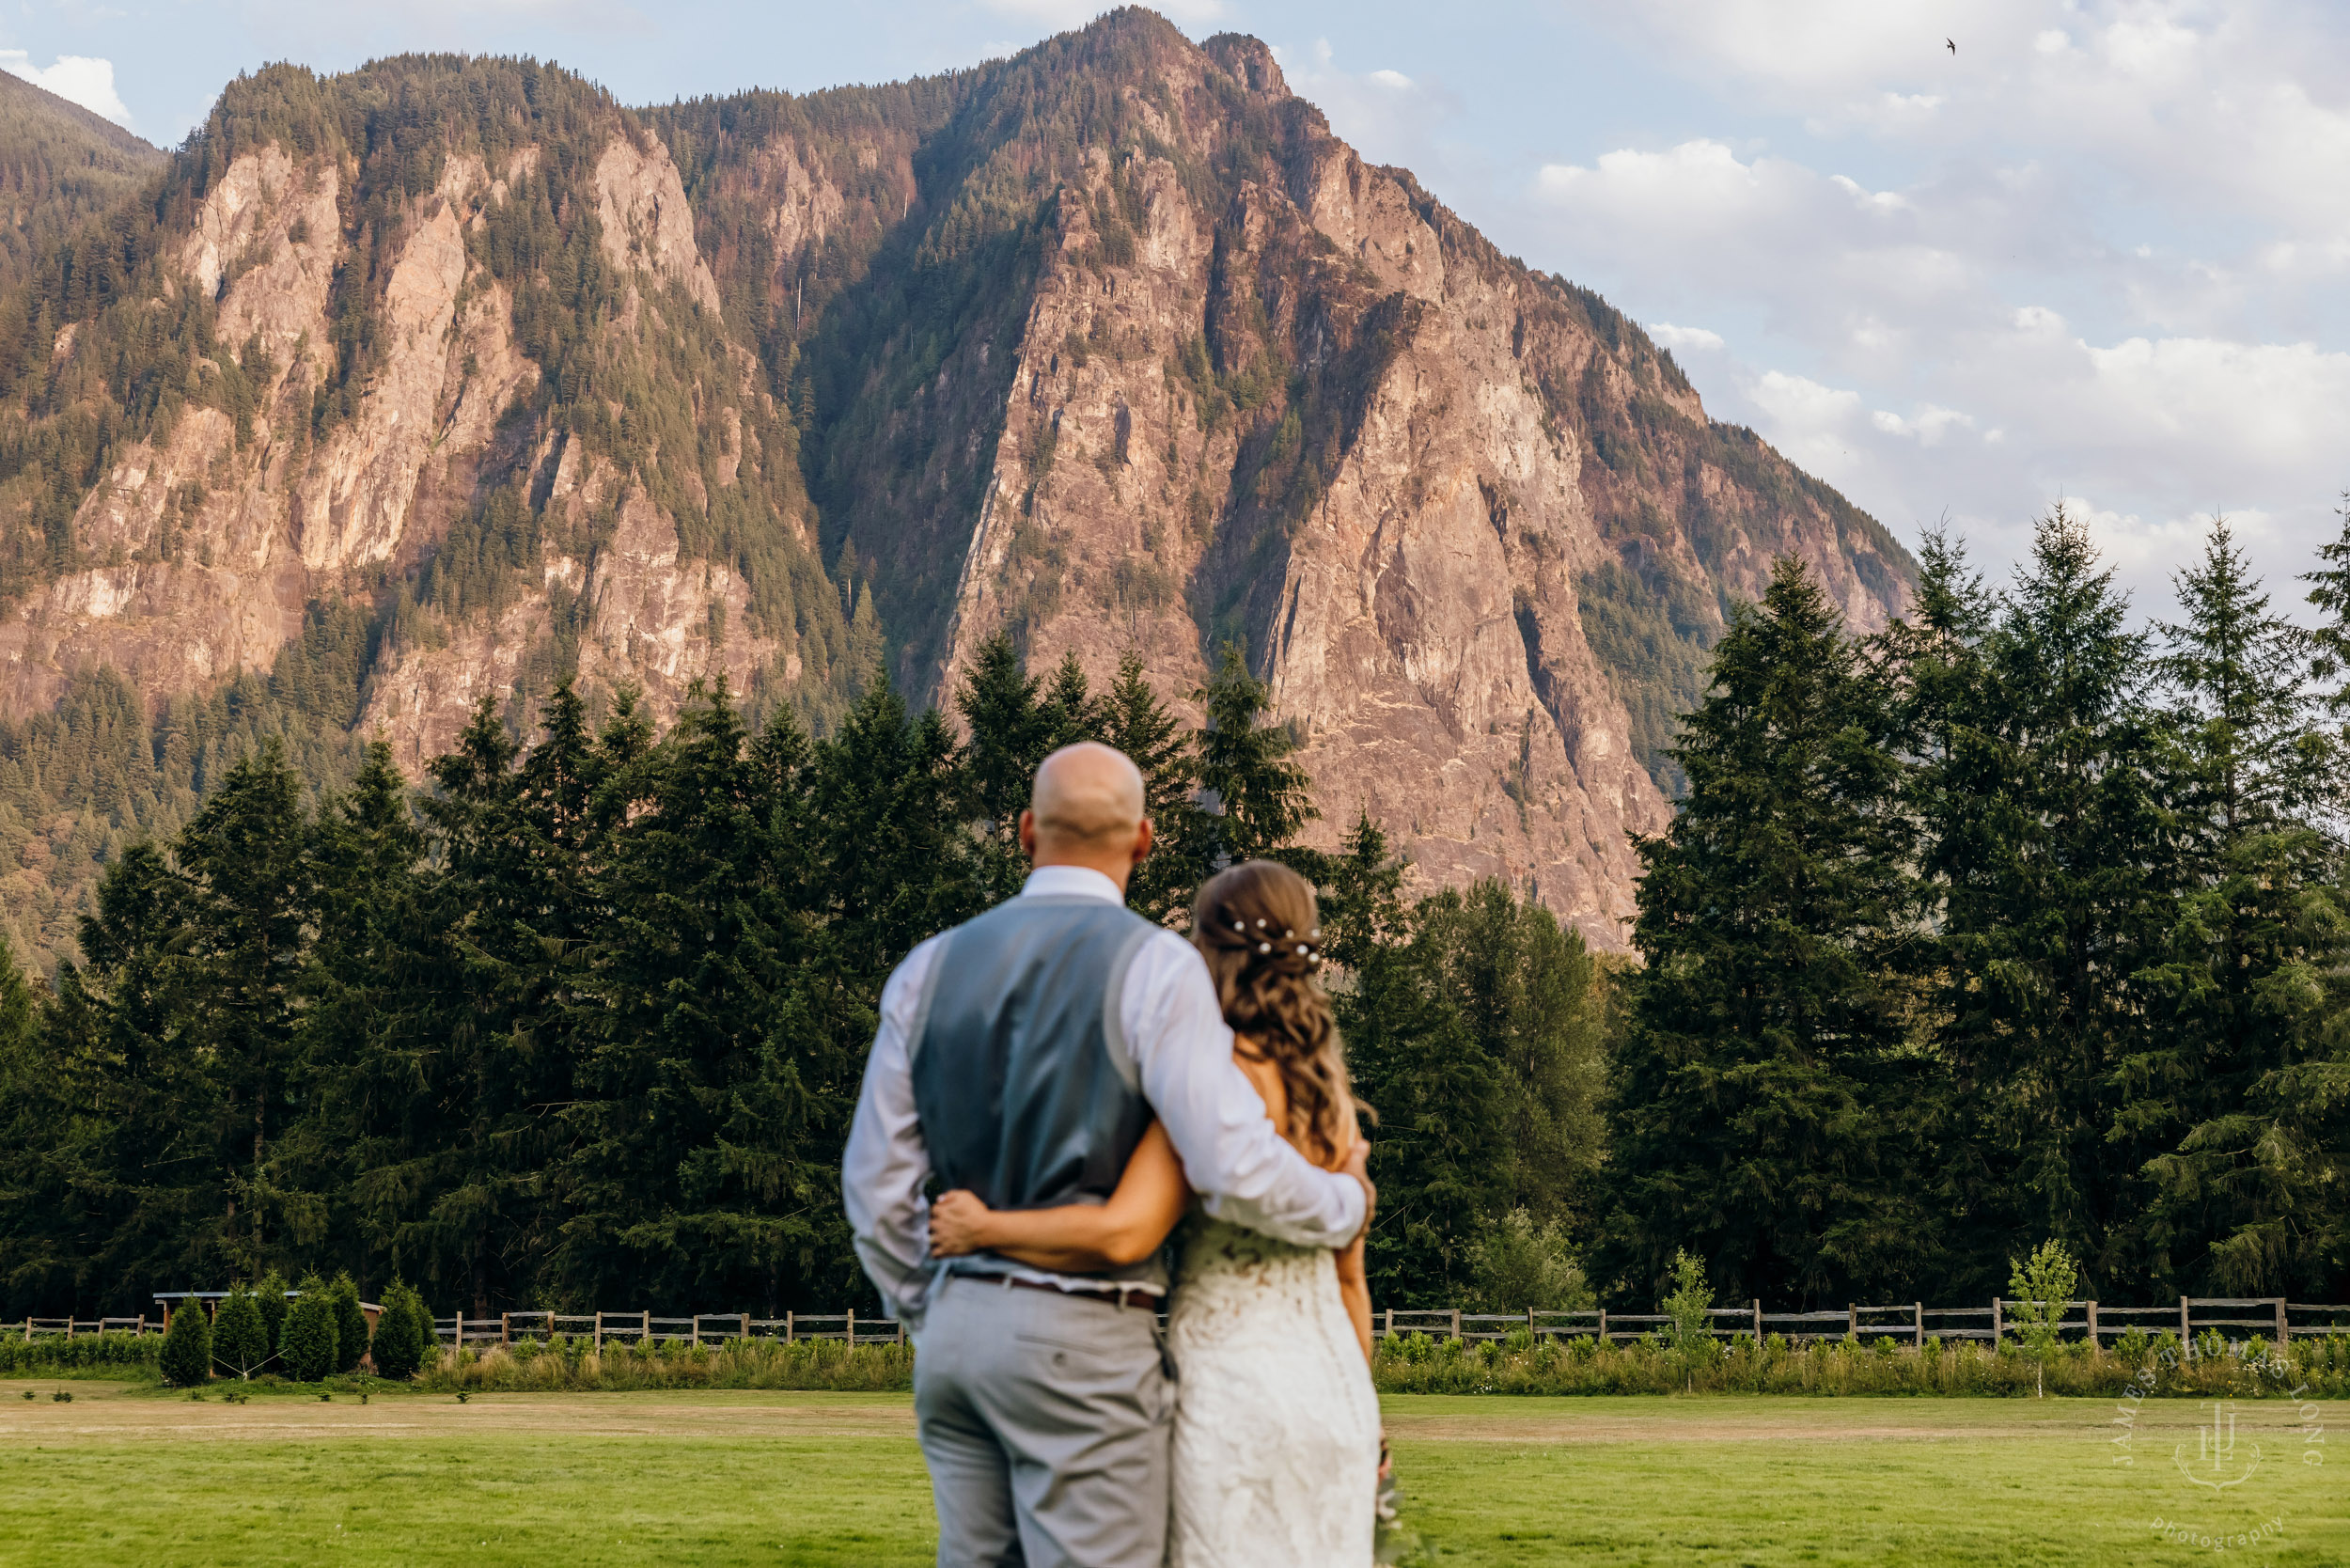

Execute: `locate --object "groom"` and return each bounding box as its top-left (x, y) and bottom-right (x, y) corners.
top-left (844, 741), bottom-right (1371, 1567)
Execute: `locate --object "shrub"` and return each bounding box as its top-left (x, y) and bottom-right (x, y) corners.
top-left (280, 1276), bottom-right (338, 1382)
top-left (1467, 1209), bottom-right (1594, 1312)
top-left (0, 1330), bottom-right (163, 1376)
top-left (254, 1268), bottom-right (290, 1355)
top-left (1661, 1247), bottom-right (1718, 1365)
top-left (328, 1274), bottom-right (369, 1374)
top-left (211, 1287), bottom-right (270, 1379)
top-left (158, 1300), bottom-right (212, 1388)
top-left (368, 1279), bottom-right (428, 1382)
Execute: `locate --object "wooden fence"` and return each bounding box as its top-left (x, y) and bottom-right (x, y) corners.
top-left (428, 1310), bottom-right (911, 1349)
top-left (24, 1296), bottom-right (2350, 1347)
top-left (1379, 1297), bottom-right (2350, 1346)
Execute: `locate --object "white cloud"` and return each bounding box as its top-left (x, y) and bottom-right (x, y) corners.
top-left (1269, 37), bottom-right (1462, 179)
top-left (1649, 322), bottom-right (1724, 353)
top-left (1503, 3), bottom-right (2350, 603)
top-left (0, 52), bottom-right (133, 129)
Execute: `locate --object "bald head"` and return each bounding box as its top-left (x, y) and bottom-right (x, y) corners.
top-left (1022, 742), bottom-right (1152, 889)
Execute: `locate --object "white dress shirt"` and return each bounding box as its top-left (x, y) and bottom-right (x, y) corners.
top-left (842, 863), bottom-right (1366, 1326)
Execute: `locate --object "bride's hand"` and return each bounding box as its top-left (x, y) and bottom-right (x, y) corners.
top-left (928, 1190), bottom-right (995, 1257)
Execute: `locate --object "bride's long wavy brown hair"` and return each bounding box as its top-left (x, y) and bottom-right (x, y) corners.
top-left (1190, 860), bottom-right (1359, 1167)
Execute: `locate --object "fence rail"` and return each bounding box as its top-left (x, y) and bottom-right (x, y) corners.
top-left (1367, 1295), bottom-right (2350, 1346)
top-left (23, 1295), bottom-right (2350, 1348)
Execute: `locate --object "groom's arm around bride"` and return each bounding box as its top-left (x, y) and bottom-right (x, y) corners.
top-left (841, 742), bottom-right (1370, 1567)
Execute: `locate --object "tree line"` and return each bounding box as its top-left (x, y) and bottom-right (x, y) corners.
top-left (0, 635), bottom-right (1608, 1318)
top-left (1601, 505), bottom-right (2350, 1310)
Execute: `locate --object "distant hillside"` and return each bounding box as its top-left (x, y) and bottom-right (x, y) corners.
top-left (0, 71), bottom-right (161, 292)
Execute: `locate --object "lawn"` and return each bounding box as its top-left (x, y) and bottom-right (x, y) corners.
top-left (2, 1378), bottom-right (2341, 1565)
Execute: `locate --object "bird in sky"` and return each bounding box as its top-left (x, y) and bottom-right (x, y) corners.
top-left (1947, 38), bottom-right (1957, 55)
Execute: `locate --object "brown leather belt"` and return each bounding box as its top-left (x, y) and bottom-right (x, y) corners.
top-left (1000, 1276), bottom-right (1161, 1310)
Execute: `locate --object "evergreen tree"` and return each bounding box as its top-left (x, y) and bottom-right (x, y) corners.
top-left (1921, 506), bottom-right (2180, 1295)
top-left (2135, 520), bottom-right (2350, 1295)
top-left (253, 1267), bottom-right (290, 1356)
top-left (1195, 644), bottom-right (1320, 876)
top-left (1041, 651), bottom-right (1107, 747)
top-left (1339, 908), bottom-right (1504, 1306)
top-left (210, 1285), bottom-right (269, 1379)
top-left (0, 928), bottom-right (31, 1062)
top-left (549, 680), bottom-right (831, 1307)
top-left (368, 1278), bottom-right (427, 1381)
top-left (280, 1275), bottom-right (337, 1381)
top-left (157, 1296), bottom-right (211, 1388)
top-left (290, 745), bottom-right (432, 1294)
top-left (1103, 651), bottom-right (1209, 923)
top-left (957, 634), bottom-right (1057, 902)
top-left (169, 742), bottom-right (311, 1281)
top-left (327, 1272), bottom-right (369, 1373)
top-left (1318, 812), bottom-right (1408, 975)
top-left (1599, 557), bottom-right (1927, 1307)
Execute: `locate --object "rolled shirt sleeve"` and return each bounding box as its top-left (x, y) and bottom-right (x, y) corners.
top-left (1122, 930), bottom-right (1366, 1248)
top-left (842, 933), bottom-right (945, 1328)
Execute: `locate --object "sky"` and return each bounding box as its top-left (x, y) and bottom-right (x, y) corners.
top-left (6, 0), bottom-right (2348, 617)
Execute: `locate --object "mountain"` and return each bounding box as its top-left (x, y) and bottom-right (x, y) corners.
top-left (0, 70), bottom-right (162, 296)
top-left (0, 14), bottom-right (1911, 970)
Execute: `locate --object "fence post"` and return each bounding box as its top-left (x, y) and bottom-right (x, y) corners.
top-left (642, 1310), bottom-right (651, 1344)
top-left (594, 1311), bottom-right (604, 1352)
top-left (846, 1308), bottom-right (855, 1347)
top-left (1847, 1303), bottom-right (1857, 1341)
top-left (1383, 1308), bottom-right (1392, 1341)
top-left (692, 1314), bottom-right (701, 1349)
top-left (1449, 1308), bottom-right (1462, 1342)
top-left (897, 1315), bottom-right (905, 1346)
top-left (501, 1313), bottom-right (510, 1347)
top-left (1597, 1309), bottom-right (1606, 1341)
top-left (1527, 1307), bottom-right (1535, 1337)
top-left (2181, 1295), bottom-right (2190, 1344)
top-left (786, 1311), bottom-right (795, 1344)
top-left (1754, 1300), bottom-right (1763, 1341)
top-left (1991, 1298), bottom-right (2002, 1347)
top-left (2086, 1301), bottom-right (2097, 1345)
top-left (2276, 1299), bottom-right (2289, 1345)
top-left (741, 1311), bottom-right (750, 1342)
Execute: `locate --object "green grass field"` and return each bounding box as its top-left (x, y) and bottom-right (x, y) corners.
top-left (2, 1378), bottom-right (2341, 1565)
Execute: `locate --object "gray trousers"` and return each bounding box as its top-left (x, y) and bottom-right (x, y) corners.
top-left (914, 1273), bottom-right (1173, 1567)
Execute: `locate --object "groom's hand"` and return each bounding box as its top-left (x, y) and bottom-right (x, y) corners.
top-left (1342, 1139), bottom-right (1376, 1242)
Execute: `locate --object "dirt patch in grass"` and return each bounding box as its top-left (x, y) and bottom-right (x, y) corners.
top-left (0, 1380), bottom-right (917, 1444)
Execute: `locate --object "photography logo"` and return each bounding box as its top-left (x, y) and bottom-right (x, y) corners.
top-left (2105, 1339), bottom-right (2325, 1553)
top-left (2171, 1399), bottom-right (2260, 1493)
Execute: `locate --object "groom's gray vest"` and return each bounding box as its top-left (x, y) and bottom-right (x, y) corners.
top-left (910, 893), bottom-right (1165, 1286)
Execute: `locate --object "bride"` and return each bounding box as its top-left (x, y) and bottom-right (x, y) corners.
top-left (928, 859), bottom-right (1381, 1566)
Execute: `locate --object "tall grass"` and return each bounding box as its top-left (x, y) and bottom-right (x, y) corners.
top-left (1372, 1328), bottom-right (2350, 1399)
top-left (419, 1335), bottom-right (916, 1393)
top-left (407, 1325), bottom-right (2350, 1398)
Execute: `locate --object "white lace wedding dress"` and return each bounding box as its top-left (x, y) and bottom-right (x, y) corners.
top-left (1166, 1211), bottom-right (1381, 1566)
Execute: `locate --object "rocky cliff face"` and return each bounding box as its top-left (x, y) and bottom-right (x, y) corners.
top-left (0, 21), bottom-right (1910, 964)
top-left (0, 62), bottom-right (856, 779)
top-left (677, 16), bottom-right (1913, 945)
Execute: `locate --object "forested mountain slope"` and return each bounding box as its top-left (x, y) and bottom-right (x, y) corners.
top-left (0, 13), bottom-right (1910, 970)
top-left (0, 71), bottom-right (161, 295)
